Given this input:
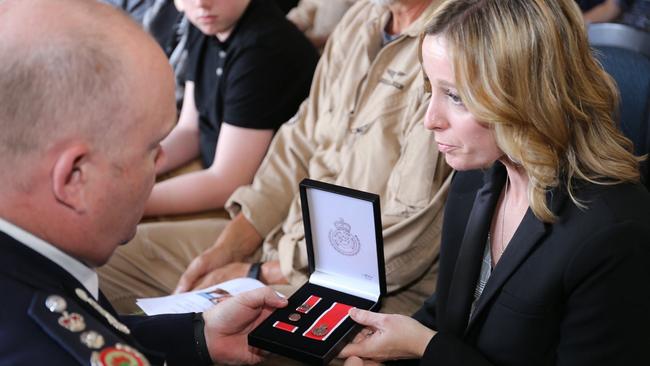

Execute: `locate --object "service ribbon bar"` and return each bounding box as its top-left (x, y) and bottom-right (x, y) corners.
top-left (273, 321), bottom-right (298, 333)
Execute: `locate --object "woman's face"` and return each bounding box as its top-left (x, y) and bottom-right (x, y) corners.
top-left (421, 35), bottom-right (503, 171)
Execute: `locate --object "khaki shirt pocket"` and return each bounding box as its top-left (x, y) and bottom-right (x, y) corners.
top-left (384, 122), bottom-right (439, 217)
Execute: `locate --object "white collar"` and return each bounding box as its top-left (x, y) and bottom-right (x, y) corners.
top-left (0, 217), bottom-right (99, 300)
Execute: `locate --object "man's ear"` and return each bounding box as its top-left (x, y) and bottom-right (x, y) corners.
top-left (51, 144), bottom-right (90, 213)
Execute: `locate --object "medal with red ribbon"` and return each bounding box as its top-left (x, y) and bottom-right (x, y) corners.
top-left (303, 302), bottom-right (353, 341)
top-left (296, 295), bottom-right (321, 314)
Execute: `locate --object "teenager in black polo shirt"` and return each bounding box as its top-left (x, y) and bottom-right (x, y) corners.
top-left (144, 0), bottom-right (318, 216)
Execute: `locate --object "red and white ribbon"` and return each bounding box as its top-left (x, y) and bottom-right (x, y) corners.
top-left (303, 302), bottom-right (353, 341)
top-left (273, 321), bottom-right (298, 333)
top-left (296, 295), bottom-right (322, 314)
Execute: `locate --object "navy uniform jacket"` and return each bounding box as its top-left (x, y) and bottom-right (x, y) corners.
top-left (0, 232), bottom-right (204, 366)
top-left (413, 163), bottom-right (650, 365)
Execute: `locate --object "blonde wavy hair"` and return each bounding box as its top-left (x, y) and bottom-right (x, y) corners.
top-left (424, 0), bottom-right (642, 222)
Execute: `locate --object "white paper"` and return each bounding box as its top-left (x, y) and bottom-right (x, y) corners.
top-left (136, 277), bottom-right (265, 315)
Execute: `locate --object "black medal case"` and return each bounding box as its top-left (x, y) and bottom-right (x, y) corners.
top-left (248, 179), bottom-right (387, 365)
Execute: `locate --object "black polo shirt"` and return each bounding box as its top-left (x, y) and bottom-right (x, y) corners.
top-left (186, 0), bottom-right (318, 167)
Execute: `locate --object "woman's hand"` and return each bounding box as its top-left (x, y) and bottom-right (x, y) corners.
top-left (339, 308), bottom-right (436, 362)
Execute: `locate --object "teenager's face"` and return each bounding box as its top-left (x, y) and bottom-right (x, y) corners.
top-left (182, 0), bottom-right (250, 37)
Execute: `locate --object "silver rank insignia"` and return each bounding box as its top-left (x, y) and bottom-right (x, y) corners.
top-left (45, 295), bottom-right (67, 313)
top-left (58, 312), bottom-right (86, 332)
top-left (45, 294), bottom-right (86, 332)
top-left (81, 330), bottom-right (105, 349)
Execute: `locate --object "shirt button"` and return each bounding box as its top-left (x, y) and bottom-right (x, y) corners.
top-left (219, 50), bottom-right (227, 58)
top-left (216, 67), bottom-right (223, 76)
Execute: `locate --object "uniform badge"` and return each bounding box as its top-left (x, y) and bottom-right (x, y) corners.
top-left (81, 330), bottom-right (105, 349)
top-left (46, 294), bottom-right (86, 332)
top-left (45, 295), bottom-right (67, 313)
top-left (90, 343), bottom-right (150, 366)
top-left (58, 312), bottom-right (86, 332)
top-left (328, 218), bottom-right (361, 256)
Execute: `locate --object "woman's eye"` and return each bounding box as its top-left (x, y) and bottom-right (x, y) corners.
top-left (444, 89), bottom-right (464, 106)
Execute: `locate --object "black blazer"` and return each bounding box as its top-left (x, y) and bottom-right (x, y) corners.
top-left (0, 231), bottom-right (203, 365)
top-left (413, 164), bottom-right (650, 365)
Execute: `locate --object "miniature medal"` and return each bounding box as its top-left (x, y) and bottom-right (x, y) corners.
top-left (288, 313), bottom-right (301, 322)
top-left (296, 295), bottom-right (321, 314)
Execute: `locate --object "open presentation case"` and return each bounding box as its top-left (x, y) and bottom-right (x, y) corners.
top-left (248, 179), bottom-right (387, 365)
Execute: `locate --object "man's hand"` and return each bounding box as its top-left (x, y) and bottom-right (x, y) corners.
top-left (339, 309), bottom-right (435, 362)
top-left (203, 287), bottom-right (288, 364)
top-left (175, 213), bottom-right (262, 293)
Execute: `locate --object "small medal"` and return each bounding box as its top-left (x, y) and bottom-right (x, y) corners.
top-left (312, 324), bottom-right (328, 337)
top-left (81, 330), bottom-right (105, 349)
top-left (288, 313), bottom-right (301, 322)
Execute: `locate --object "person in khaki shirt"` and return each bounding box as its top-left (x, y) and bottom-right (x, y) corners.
top-left (287, 0), bottom-right (358, 49)
top-left (99, 0), bottom-right (452, 316)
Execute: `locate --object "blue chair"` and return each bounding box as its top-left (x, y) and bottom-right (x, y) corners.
top-left (588, 23), bottom-right (650, 189)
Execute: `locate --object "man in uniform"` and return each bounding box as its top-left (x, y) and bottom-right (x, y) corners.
top-left (0, 0), bottom-right (286, 364)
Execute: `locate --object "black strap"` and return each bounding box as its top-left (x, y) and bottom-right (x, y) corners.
top-left (192, 313), bottom-right (212, 366)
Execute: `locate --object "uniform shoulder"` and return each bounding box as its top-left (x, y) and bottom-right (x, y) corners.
top-left (27, 291), bottom-right (151, 366)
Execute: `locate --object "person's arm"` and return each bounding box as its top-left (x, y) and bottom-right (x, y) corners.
top-left (583, 0), bottom-right (622, 24)
top-left (144, 123), bottom-right (273, 216)
top-left (287, 0), bottom-right (319, 32)
top-left (155, 81), bottom-right (200, 175)
top-left (174, 212), bottom-right (263, 293)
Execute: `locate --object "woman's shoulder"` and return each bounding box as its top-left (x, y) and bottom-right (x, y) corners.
top-left (564, 181), bottom-right (650, 228)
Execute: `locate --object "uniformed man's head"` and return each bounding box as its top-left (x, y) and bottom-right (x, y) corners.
top-left (182, 0), bottom-right (251, 40)
top-left (0, 0), bottom-right (177, 266)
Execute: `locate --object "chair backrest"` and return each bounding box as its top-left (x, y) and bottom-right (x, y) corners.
top-left (588, 23), bottom-right (650, 58)
top-left (588, 23), bottom-right (650, 189)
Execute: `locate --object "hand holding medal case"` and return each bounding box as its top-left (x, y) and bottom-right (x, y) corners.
top-left (248, 179), bottom-right (387, 365)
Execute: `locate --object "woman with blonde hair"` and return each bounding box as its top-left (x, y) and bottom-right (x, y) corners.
top-left (340, 0), bottom-right (650, 364)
